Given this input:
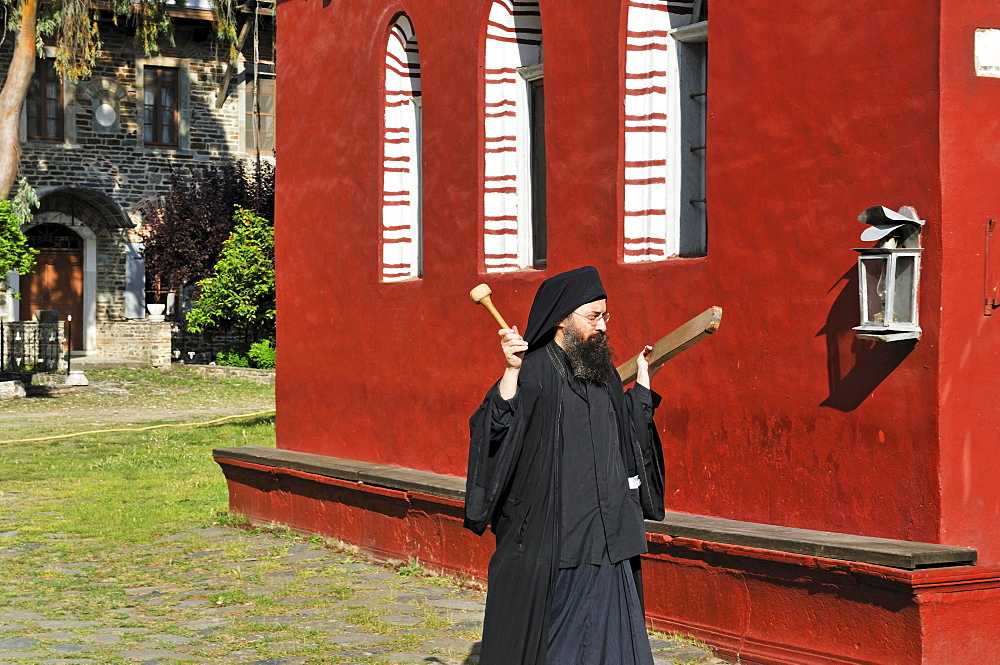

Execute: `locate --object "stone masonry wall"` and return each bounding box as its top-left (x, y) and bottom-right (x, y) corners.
top-left (95, 321), bottom-right (172, 367)
top-left (2, 22), bottom-right (276, 212)
top-left (0, 17), bottom-right (275, 338)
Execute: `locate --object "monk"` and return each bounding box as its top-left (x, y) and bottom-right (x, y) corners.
top-left (465, 266), bottom-right (666, 665)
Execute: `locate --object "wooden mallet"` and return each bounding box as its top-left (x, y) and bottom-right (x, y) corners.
top-left (470, 283), bottom-right (510, 329)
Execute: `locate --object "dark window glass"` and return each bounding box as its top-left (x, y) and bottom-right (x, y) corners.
top-left (246, 66), bottom-right (276, 153)
top-left (26, 224), bottom-right (82, 250)
top-left (26, 59), bottom-right (63, 141)
top-left (529, 78), bottom-right (546, 270)
top-left (144, 67), bottom-right (179, 147)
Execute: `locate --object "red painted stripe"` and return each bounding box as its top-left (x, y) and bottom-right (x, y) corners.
top-left (489, 1), bottom-right (515, 16)
top-left (626, 113), bottom-right (668, 121)
top-left (627, 30), bottom-right (671, 38)
top-left (488, 35), bottom-right (543, 46)
top-left (485, 186), bottom-right (517, 193)
top-left (625, 44), bottom-right (668, 52)
top-left (625, 71), bottom-right (667, 80)
top-left (385, 128), bottom-right (410, 135)
top-left (625, 85), bottom-right (668, 96)
top-left (384, 138), bottom-right (411, 144)
top-left (485, 100), bottom-right (517, 108)
top-left (384, 167), bottom-right (411, 173)
top-left (625, 125), bottom-right (667, 133)
top-left (385, 100), bottom-right (411, 108)
top-left (624, 209), bottom-right (668, 216)
top-left (382, 201), bottom-right (411, 207)
top-left (486, 76), bottom-right (519, 84)
top-left (485, 135), bottom-right (517, 142)
top-left (384, 156), bottom-right (411, 162)
top-left (383, 237), bottom-right (413, 243)
top-left (623, 248), bottom-right (667, 257)
top-left (485, 67), bottom-right (518, 74)
top-left (484, 215), bottom-right (517, 221)
top-left (485, 175), bottom-right (516, 181)
top-left (487, 20), bottom-right (517, 34)
top-left (625, 236), bottom-right (668, 244)
top-left (629, 2), bottom-right (692, 14)
top-left (625, 159), bottom-right (668, 167)
top-left (383, 224), bottom-right (410, 231)
top-left (385, 64), bottom-right (417, 78)
top-left (385, 53), bottom-right (419, 70)
top-left (383, 191), bottom-right (410, 196)
top-left (486, 111), bottom-right (517, 119)
top-left (485, 147), bottom-right (517, 153)
top-left (383, 264), bottom-right (412, 269)
top-left (625, 177), bottom-right (667, 185)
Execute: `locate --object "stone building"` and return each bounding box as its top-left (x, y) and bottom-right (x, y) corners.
top-left (0, 0), bottom-right (275, 363)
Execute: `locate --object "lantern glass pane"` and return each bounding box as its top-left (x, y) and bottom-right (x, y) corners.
top-left (861, 257), bottom-right (887, 324)
top-left (892, 255), bottom-right (916, 324)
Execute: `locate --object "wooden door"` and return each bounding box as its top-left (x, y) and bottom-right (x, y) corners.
top-left (20, 249), bottom-right (84, 350)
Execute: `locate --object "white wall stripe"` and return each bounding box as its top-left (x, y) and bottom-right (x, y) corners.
top-left (382, 16), bottom-right (422, 281)
top-left (483, 0), bottom-right (541, 273)
top-left (622, 0), bottom-right (693, 262)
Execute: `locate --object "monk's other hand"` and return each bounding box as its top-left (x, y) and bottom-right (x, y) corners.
top-left (500, 326), bottom-right (528, 370)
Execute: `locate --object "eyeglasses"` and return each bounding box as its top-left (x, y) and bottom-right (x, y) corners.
top-left (572, 311), bottom-right (611, 325)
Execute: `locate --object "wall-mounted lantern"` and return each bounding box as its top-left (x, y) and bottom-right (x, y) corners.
top-left (854, 206), bottom-right (924, 342)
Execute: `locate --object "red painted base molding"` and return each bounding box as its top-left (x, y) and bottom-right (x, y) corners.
top-left (215, 450), bottom-right (1000, 665)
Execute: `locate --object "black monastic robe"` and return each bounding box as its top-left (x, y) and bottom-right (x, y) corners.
top-left (465, 341), bottom-right (665, 665)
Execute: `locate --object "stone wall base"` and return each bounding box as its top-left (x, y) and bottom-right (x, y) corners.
top-left (213, 447), bottom-right (1000, 665)
top-left (95, 321), bottom-right (172, 367)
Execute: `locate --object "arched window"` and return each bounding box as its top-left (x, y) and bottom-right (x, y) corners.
top-left (623, 0), bottom-right (707, 262)
top-left (483, 0), bottom-right (545, 273)
top-left (381, 15), bottom-right (422, 281)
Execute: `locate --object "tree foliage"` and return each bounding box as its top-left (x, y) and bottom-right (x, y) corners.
top-left (140, 161), bottom-right (274, 293)
top-left (186, 206), bottom-right (274, 337)
top-left (0, 198), bottom-right (37, 280)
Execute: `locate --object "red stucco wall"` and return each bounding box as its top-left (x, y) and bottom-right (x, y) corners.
top-left (273, 0), bottom-right (996, 558)
top-left (936, 0), bottom-right (1000, 562)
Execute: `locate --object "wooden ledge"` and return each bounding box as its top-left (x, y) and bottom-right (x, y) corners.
top-left (214, 446), bottom-right (977, 571)
top-left (213, 446), bottom-right (466, 501)
top-left (647, 512), bottom-right (976, 570)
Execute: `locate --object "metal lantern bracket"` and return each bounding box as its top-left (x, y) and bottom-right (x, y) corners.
top-left (853, 206), bottom-right (924, 342)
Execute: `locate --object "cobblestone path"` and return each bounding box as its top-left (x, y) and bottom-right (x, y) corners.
top-left (0, 491), bottom-right (723, 664)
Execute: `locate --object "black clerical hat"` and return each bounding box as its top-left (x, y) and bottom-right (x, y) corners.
top-left (524, 266), bottom-right (607, 351)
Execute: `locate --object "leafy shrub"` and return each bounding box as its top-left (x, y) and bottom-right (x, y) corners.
top-left (187, 207), bottom-right (275, 337)
top-left (247, 339), bottom-right (276, 369)
top-left (214, 348), bottom-right (250, 368)
top-left (0, 199), bottom-right (37, 281)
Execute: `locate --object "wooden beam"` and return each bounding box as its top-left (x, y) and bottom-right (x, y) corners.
top-left (215, 20), bottom-right (252, 109)
top-left (616, 306), bottom-right (722, 385)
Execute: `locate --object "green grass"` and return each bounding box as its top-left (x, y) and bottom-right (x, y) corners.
top-left (0, 417), bottom-right (275, 544)
top-left (0, 366), bottom-right (275, 443)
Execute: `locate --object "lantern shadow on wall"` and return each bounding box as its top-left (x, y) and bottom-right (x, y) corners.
top-left (818, 269), bottom-right (917, 411)
top-left (817, 206), bottom-right (923, 411)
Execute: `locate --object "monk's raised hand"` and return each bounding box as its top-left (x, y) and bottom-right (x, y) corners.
top-left (636, 344), bottom-right (660, 388)
top-left (499, 326), bottom-right (528, 370)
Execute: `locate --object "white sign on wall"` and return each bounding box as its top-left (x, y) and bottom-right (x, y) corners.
top-left (975, 28), bottom-right (1000, 78)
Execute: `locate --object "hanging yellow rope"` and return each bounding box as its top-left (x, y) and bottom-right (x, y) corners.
top-left (0, 409), bottom-right (276, 445)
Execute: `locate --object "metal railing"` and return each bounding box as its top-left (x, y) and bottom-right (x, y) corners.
top-left (0, 320), bottom-right (69, 374)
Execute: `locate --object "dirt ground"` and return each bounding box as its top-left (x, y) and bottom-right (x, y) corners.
top-left (0, 366), bottom-right (275, 441)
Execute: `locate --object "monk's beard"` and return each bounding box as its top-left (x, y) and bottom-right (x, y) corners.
top-left (562, 323), bottom-right (615, 383)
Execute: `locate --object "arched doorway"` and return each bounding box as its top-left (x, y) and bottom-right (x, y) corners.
top-left (19, 224), bottom-right (85, 350)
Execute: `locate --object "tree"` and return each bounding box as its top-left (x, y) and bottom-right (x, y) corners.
top-left (0, 198), bottom-right (37, 282)
top-left (140, 161), bottom-right (274, 297)
top-left (0, 0), bottom-right (238, 198)
top-left (186, 206), bottom-right (274, 339)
